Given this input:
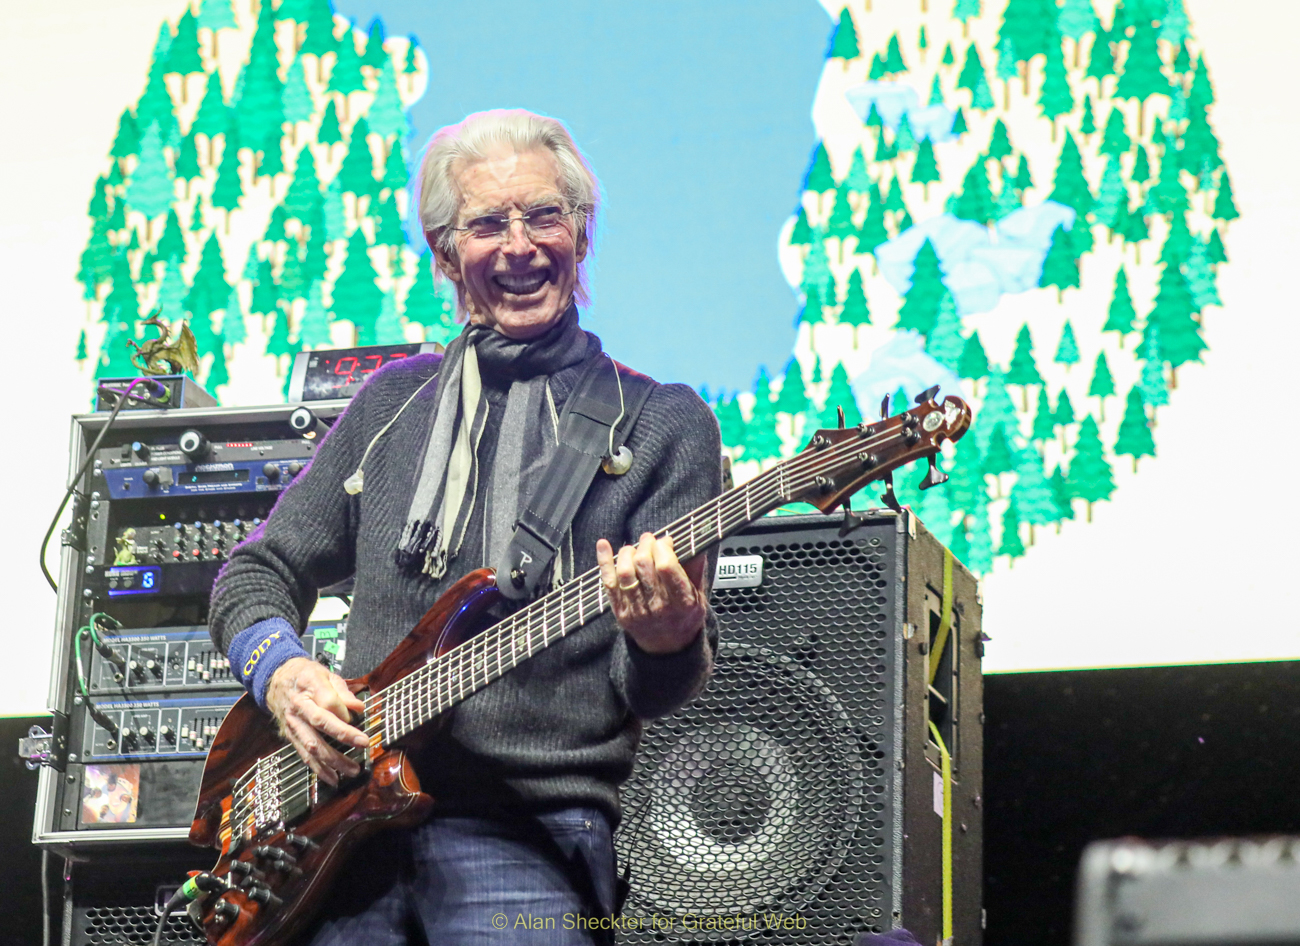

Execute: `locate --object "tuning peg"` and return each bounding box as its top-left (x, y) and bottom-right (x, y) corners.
top-left (918, 455), bottom-right (949, 491)
top-left (914, 384), bottom-right (940, 405)
top-left (879, 394), bottom-right (891, 420)
top-left (879, 472), bottom-right (903, 513)
top-left (837, 405), bottom-right (846, 429)
top-left (838, 501), bottom-right (863, 537)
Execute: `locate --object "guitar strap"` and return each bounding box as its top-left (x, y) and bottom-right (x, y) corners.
top-left (495, 354), bottom-right (655, 601)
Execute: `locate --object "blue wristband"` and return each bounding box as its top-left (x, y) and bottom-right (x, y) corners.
top-left (227, 618), bottom-right (310, 708)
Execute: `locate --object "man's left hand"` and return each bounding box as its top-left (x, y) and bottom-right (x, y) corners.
top-left (596, 533), bottom-right (707, 654)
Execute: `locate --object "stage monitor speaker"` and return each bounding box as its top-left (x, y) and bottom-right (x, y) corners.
top-left (614, 510), bottom-right (984, 946)
top-left (60, 845), bottom-right (209, 945)
top-left (1074, 837), bottom-right (1300, 946)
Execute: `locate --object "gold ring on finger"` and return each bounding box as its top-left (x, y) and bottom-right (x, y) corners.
top-left (618, 578), bottom-right (640, 591)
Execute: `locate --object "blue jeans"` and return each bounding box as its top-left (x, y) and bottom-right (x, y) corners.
top-left (306, 808), bottom-right (616, 945)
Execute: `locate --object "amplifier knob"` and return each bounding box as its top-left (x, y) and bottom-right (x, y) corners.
top-left (288, 462), bottom-right (303, 476)
top-left (142, 469), bottom-right (159, 486)
top-left (178, 429), bottom-right (209, 459)
top-left (263, 463), bottom-right (281, 481)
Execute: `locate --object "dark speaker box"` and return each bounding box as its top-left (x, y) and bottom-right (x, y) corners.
top-left (614, 510), bottom-right (984, 945)
top-left (1074, 837), bottom-right (1300, 946)
top-left (62, 846), bottom-right (208, 946)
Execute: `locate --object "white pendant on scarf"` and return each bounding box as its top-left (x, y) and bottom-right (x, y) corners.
top-left (602, 446), bottom-right (633, 476)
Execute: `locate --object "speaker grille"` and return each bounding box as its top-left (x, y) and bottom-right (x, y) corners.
top-left (617, 531), bottom-right (897, 944)
top-left (75, 906), bottom-right (203, 945)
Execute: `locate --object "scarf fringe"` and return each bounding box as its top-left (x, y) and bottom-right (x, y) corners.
top-left (395, 519), bottom-right (438, 569)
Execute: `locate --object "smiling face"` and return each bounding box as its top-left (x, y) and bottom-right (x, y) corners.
top-left (430, 145), bottom-right (586, 341)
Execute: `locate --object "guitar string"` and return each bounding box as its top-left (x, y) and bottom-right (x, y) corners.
top-left (227, 415), bottom-right (950, 832)
top-left (227, 417), bottom-right (930, 829)
top-left (230, 418), bottom-right (911, 830)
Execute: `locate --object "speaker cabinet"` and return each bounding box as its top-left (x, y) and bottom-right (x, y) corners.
top-left (615, 510), bottom-right (984, 945)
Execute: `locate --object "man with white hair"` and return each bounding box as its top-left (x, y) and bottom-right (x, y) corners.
top-left (210, 110), bottom-right (722, 943)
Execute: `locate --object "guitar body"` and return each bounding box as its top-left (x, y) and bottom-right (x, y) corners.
top-left (189, 568), bottom-right (504, 946)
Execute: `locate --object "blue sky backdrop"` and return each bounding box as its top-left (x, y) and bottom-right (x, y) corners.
top-left (337, 0), bottom-right (831, 392)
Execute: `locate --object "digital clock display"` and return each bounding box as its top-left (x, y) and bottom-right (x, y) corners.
top-left (289, 343), bottom-right (442, 402)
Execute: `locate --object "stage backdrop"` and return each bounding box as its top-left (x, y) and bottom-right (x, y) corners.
top-left (0, 0), bottom-right (1295, 718)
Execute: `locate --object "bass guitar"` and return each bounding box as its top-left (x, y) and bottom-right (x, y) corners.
top-left (187, 390), bottom-right (971, 945)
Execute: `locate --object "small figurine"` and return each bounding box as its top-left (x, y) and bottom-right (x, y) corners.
top-left (129, 310), bottom-right (200, 377)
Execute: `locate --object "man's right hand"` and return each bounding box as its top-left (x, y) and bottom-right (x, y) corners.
top-left (266, 657), bottom-right (369, 785)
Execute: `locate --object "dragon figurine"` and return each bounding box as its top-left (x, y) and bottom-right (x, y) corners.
top-left (129, 312), bottom-right (201, 377)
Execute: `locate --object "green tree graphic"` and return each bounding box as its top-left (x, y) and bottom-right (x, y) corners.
top-left (165, 9), bottom-right (205, 100)
top-left (954, 157), bottom-right (996, 225)
top-left (363, 17), bottom-right (389, 69)
top-left (828, 7), bottom-right (860, 65)
top-left (840, 269), bottom-right (871, 344)
top-left (1115, 19), bottom-right (1170, 133)
top-left (1007, 324), bottom-right (1044, 402)
top-left (1087, 350), bottom-right (1115, 420)
top-left (1067, 415), bottom-right (1115, 518)
top-left (775, 358), bottom-right (810, 416)
top-left (958, 330), bottom-right (989, 385)
top-left (926, 293), bottom-right (964, 371)
top-left (746, 368), bottom-right (783, 462)
top-left (1054, 319), bottom-right (1080, 368)
top-left (1114, 385), bottom-right (1155, 470)
top-left (1040, 224), bottom-right (1081, 300)
top-left (369, 60), bottom-right (410, 142)
top-left (125, 123), bottom-right (176, 223)
top-left (1138, 326), bottom-right (1169, 410)
top-left (1048, 130), bottom-right (1094, 217)
top-left (1038, 30), bottom-right (1075, 127)
top-left (332, 228), bottom-right (383, 341)
top-left (897, 239), bottom-right (946, 335)
top-left (818, 363), bottom-right (862, 428)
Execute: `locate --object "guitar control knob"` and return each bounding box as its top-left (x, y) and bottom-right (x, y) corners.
top-left (284, 833), bottom-right (318, 852)
top-left (213, 898), bottom-right (240, 924)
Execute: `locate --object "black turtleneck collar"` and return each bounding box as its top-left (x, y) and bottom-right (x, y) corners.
top-left (465, 302), bottom-right (596, 383)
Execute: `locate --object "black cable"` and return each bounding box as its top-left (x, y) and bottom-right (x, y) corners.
top-left (151, 873), bottom-right (225, 946)
top-left (39, 377), bottom-right (161, 592)
top-left (150, 887), bottom-right (188, 946)
top-left (40, 850), bottom-right (49, 946)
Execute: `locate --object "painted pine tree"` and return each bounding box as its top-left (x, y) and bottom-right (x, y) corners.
top-left (1114, 386), bottom-right (1155, 471)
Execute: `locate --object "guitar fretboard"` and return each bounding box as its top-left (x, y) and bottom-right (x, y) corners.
top-left (374, 423), bottom-right (899, 744)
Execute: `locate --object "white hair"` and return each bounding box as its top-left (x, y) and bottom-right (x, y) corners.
top-left (415, 109), bottom-right (601, 308)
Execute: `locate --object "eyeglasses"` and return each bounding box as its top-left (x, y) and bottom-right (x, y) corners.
top-left (450, 205), bottom-right (581, 242)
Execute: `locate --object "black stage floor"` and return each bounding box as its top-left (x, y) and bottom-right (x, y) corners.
top-left (5, 659), bottom-right (1298, 946)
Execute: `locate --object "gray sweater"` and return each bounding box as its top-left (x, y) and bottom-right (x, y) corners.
top-left (209, 339), bottom-right (722, 824)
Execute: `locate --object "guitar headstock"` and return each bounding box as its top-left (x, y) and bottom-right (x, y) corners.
top-left (789, 394), bottom-right (971, 513)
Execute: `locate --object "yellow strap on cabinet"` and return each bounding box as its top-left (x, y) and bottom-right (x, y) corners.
top-left (927, 720), bottom-right (954, 946)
